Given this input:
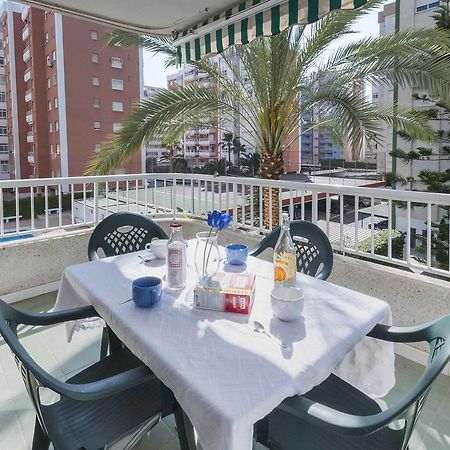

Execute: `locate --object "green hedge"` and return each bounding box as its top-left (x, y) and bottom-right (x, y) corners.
top-left (359, 229), bottom-right (405, 260)
top-left (2, 192), bottom-right (89, 220)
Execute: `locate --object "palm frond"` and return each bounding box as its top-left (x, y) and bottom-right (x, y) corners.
top-left (104, 30), bottom-right (177, 68)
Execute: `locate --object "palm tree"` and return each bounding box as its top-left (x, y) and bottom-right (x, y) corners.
top-left (232, 137), bottom-right (246, 166)
top-left (240, 152), bottom-right (260, 177)
top-left (220, 132), bottom-right (235, 164)
top-left (86, 3), bottom-right (450, 227)
top-left (159, 136), bottom-right (183, 172)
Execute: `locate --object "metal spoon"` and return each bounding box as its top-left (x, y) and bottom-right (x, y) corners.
top-left (253, 321), bottom-right (287, 348)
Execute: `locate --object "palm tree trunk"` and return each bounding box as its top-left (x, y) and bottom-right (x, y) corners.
top-left (259, 152), bottom-right (284, 229)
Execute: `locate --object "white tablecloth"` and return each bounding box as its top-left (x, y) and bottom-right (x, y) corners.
top-left (54, 242), bottom-right (395, 450)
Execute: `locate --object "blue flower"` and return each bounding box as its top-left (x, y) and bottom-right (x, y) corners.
top-left (207, 210), bottom-right (232, 230)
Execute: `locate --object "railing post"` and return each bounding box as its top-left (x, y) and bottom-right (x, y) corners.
top-left (312, 192), bottom-right (318, 224)
top-left (93, 182), bottom-right (99, 224)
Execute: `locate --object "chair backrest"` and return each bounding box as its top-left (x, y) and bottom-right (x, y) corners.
top-left (392, 315), bottom-right (450, 450)
top-left (0, 300), bottom-right (64, 436)
top-left (251, 220), bottom-right (333, 280)
top-left (88, 212), bottom-right (169, 261)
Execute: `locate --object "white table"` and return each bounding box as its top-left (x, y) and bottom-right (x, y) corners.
top-left (55, 241), bottom-right (395, 450)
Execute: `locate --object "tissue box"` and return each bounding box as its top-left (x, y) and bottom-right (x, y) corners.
top-left (194, 272), bottom-right (256, 314)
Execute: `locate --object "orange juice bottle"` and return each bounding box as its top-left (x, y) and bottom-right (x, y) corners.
top-left (273, 213), bottom-right (296, 287)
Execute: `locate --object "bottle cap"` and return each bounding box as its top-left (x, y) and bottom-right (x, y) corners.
top-left (170, 222), bottom-right (183, 228)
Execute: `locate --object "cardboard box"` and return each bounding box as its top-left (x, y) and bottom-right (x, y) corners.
top-left (194, 272), bottom-right (256, 314)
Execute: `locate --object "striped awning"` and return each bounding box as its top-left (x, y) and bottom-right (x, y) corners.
top-left (174, 0), bottom-right (368, 64)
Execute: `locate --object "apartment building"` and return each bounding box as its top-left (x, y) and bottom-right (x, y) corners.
top-left (167, 58), bottom-right (220, 169)
top-left (1, 2), bottom-right (144, 180)
top-left (375, 0), bottom-right (450, 188)
top-left (0, 29), bottom-right (7, 179)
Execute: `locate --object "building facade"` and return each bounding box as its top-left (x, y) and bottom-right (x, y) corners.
top-left (375, 0), bottom-right (450, 188)
top-left (0, 28), bottom-right (7, 179)
top-left (1, 2), bottom-right (144, 180)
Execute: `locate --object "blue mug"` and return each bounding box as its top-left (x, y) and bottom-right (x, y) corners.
top-left (226, 243), bottom-right (249, 266)
top-left (132, 276), bottom-right (162, 307)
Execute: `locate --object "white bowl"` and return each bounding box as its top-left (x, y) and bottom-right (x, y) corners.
top-left (149, 239), bottom-right (168, 259)
top-left (271, 286), bottom-right (304, 321)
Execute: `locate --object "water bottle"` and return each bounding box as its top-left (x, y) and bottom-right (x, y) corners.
top-left (273, 213), bottom-right (296, 287)
top-left (167, 223), bottom-right (186, 289)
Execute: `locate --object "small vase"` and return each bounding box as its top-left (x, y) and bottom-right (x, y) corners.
top-left (195, 231), bottom-right (220, 286)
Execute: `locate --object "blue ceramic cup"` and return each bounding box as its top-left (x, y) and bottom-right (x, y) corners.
top-left (226, 243), bottom-right (249, 266)
top-left (132, 276), bottom-right (162, 308)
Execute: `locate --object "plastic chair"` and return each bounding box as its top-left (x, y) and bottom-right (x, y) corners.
top-left (0, 299), bottom-right (195, 450)
top-left (88, 212), bottom-right (169, 358)
top-left (255, 315), bottom-right (450, 450)
top-left (250, 220), bottom-right (333, 280)
top-left (88, 211), bottom-right (168, 261)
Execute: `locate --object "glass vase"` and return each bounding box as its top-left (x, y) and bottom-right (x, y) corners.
top-left (195, 231), bottom-right (220, 287)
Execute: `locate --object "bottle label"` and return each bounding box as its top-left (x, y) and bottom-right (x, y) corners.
top-left (274, 251), bottom-right (296, 286)
top-left (167, 244), bottom-right (186, 288)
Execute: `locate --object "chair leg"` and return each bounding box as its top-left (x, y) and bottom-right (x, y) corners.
top-left (174, 407), bottom-right (196, 450)
top-left (100, 327), bottom-right (109, 359)
top-left (32, 418), bottom-right (50, 450)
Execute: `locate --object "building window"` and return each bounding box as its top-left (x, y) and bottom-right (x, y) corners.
top-left (111, 57), bottom-right (123, 69)
top-left (49, 122), bottom-right (53, 133)
top-left (0, 126), bottom-right (7, 136)
top-left (0, 56), bottom-right (4, 67)
top-left (416, 4), bottom-right (428, 12)
top-left (95, 143), bottom-right (102, 153)
top-left (0, 144), bottom-right (8, 153)
top-left (54, 97), bottom-right (58, 109)
top-left (55, 121), bottom-right (59, 132)
top-left (56, 144), bottom-right (60, 154)
top-left (50, 144), bottom-right (54, 155)
top-left (113, 123), bottom-right (122, 132)
top-left (93, 98), bottom-right (100, 109)
top-left (91, 53), bottom-right (99, 64)
top-left (0, 75), bottom-right (5, 85)
top-left (48, 100), bottom-right (52, 110)
top-left (112, 101), bottom-right (124, 112)
top-left (52, 74), bottom-right (57, 85)
top-left (44, 32), bottom-right (49, 44)
top-left (44, 10), bottom-right (48, 20)
top-left (47, 77), bottom-right (51, 88)
top-left (52, 49), bottom-right (56, 61)
top-left (91, 30), bottom-right (98, 40)
top-left (94, 121), bottom-right (101, 130)
top-left (0, 160), bottom-right (8, 173)
top-left (428, 1), bottom-right (440, 7)
top-left (92, 76), bottom-right (100, 86)
top-left (0, 109), bottom-right (6, 119)
top-left (0, 92), bottom-right (5, 102)
top-left (111, 79), bottom-right (124, 90)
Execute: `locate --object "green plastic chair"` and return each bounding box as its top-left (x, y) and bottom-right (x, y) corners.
top-left (250, 220), bottom-right (333, 280)
top-left (88, 212), bottom-right (169, 358)
top-left (0, 299), bottom-right (195, 450)
top-left (88, 211), bottom-right (168, 261)
top-left (255, 315), bottom-right (450, 450)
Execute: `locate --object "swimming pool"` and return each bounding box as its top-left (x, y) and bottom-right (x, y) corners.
top-left (0, 233), bottom-right (34, 243)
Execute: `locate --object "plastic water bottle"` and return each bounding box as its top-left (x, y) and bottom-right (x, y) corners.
top-left (167, 223), bottom-right (186, 289)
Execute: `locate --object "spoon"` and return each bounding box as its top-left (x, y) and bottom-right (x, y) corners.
top-left (253, 321), bottom-right (287, 349)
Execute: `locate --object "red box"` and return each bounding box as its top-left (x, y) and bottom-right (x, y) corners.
top-left (194, 273), bottom-right (256, 314)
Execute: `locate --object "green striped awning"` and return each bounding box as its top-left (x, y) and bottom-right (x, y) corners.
top-left (174, 0), bottom-right (368, 65)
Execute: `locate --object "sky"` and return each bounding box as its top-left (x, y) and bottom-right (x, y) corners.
top-left (142, 1), bottom-right (390, 89)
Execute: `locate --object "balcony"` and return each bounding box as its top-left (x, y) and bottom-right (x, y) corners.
top-left (22, 48), bottom-right (30, 63)
top-left (22, 25), bottom-right (29, 41)
top-left (0, 173), bottom-right (449, 449)
top-left (26, 131), bottom-right (33, 142)
top-left (25, 110), bottom-right (33, 123)
top-left (24, 69), bottom-right (31, 82)
top-left (24, 90), bottom-right (32, 103)
top-left (27, 151), bottom-right (34, 164)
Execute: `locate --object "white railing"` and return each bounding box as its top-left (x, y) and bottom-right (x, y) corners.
top-left (0, 173), bottom-right (449, 278)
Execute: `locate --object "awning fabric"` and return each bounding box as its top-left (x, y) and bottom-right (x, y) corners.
top-left (174, 0), bottom-right (368, 64)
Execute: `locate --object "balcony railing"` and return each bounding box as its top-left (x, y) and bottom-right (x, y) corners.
top-left (24, 90), bottom-right (32, 103)
top-left (25, 111), bottom-right (33, 123)
top-left (26, 132), bottom-right (33, 142)
top-left (0, 173), bottom-right (449, 278)
top-left (22, 48), bottom-right (30, 63)
top-left (22, 26), bottom-right (29, 41)
top-left (27, 152), bottom-right (34, 164)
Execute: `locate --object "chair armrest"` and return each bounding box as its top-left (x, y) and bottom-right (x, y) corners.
top-left (368, 320), bottom-right (439, 343)
top-left (12, 305), bottom-right (99, 327)
top-left (277, 395), bottom-right (402, 437)
top-left (60, 365), bottom-right (157, 401)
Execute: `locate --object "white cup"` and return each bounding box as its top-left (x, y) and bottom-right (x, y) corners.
top-left (271, 286), bottom-right (304, 321)
top-left (145, 239), bottom-right (169, 259)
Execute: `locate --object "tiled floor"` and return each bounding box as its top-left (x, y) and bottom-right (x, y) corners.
top-left (0, 292), bottom-right (449, 450)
